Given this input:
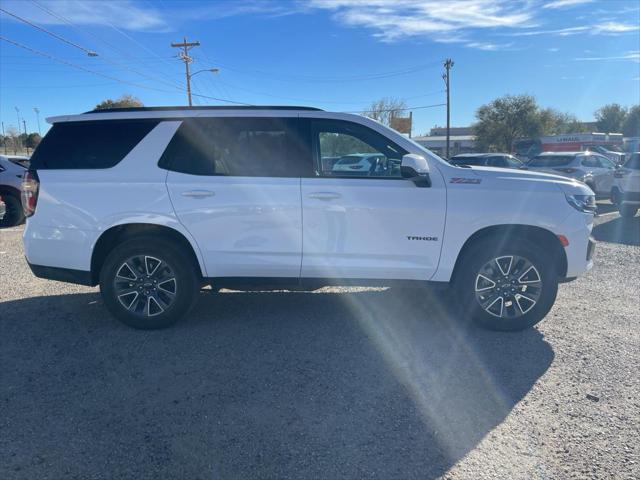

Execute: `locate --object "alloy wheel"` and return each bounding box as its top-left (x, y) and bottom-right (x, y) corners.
top-left (474, 255), bottom-right (542, 319)
top-left (113, 255), bottom-right (177, 317)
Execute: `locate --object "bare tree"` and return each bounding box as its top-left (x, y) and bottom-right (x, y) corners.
top-left (363, 97), bottom-right (408, 126)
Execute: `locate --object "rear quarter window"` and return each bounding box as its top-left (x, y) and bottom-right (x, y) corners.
top-left (29, 120), bottom-right (158, 170)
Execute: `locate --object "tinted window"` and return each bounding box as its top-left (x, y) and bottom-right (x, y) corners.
top-left (487, 156), bottom-right (507, 167)
top-left (159, 117), bottom-right (310, 177)
top-left (528, 155), bottom-right (574, 167)
top-left (310, 119), bottom-right (407, 178)
top-left (30, 120), bottom-right (158, 169)
top-left (596, 156), bottom-right (615, 168)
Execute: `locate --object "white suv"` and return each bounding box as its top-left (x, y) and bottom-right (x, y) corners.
top-left (22, 106), bottom-right (596, 331)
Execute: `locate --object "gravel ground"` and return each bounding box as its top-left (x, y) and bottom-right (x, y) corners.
top-left (1, 212), bottom-right (638, 479)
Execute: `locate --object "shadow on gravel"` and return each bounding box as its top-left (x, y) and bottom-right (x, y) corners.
top-left (0, 288), bottom-right (554, 480)
top-left (592, 215), bottom-right (640, 246)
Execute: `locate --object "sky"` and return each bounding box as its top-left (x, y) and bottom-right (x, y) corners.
top-left (0, 0), bottom-right (639, 136)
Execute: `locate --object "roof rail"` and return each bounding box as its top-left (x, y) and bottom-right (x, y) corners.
top-left (84, 105), bottom-right (324, 114)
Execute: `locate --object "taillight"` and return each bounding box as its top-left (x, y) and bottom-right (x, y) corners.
top-left (553, 168), bottom-right (578, 174)
top-left (21, 170), bottom-right (39, 217)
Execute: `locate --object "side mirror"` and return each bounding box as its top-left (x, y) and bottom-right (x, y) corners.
top-left (401, 154), bottom-right (431, 187)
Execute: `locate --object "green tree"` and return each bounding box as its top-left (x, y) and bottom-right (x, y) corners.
top-left (622, 105), bottom-right (640, 137)
top-left (538, 108), bottom-right (588, 135)
top-left (594, 103), bottom-right (627, 133)
top-left (25, 133), bottom-right (41, 149)
top-left (473, 94), bottom-right (542, 152)
top-left (95, 94), bottom-right (144, 110)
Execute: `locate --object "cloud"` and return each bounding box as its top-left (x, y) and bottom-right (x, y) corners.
top-left (465, 41), bottom-right (514, 51)
top-left (573, 51), bottom-right (640, 62)
top-left (0, 0), bottom-right (168, 31)
top-left (542, 0), bottom-right (594, 9)
top-left (306, 0), bottom-right (536, 42)
top-left (595, 22), bottom-right (640, 33)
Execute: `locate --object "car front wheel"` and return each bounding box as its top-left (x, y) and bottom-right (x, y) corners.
top-left (99, 237), bottom-right (199, 329)
top-left (455, 238), bottom-right (559, 331)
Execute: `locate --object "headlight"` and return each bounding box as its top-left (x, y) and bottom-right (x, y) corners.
top-left (566, 194), bottom-right (596, 214)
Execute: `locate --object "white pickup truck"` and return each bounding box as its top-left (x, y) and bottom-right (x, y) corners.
top-left (22, 106), bottom-right (595, 331)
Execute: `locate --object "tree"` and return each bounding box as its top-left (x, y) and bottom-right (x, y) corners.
top-left (594, 103), bottom-right (627, 133)
top-left (538, 108), bottom-right (588, 135)
top-left (622, 105), bottom-right (640, 137)
top-left (95, 94), bottom-right (144, 110)
top-left (364, 97), bottom-right (407, 126)
top-left (26, 133), bottom-right (42, 149)
top-left (473, 95), bottom-right (542, 152)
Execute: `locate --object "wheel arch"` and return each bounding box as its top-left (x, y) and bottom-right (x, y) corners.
top-left (90, 223), bottom-right (205, 285)
top-left (451, 224), bottom-right (568, 283)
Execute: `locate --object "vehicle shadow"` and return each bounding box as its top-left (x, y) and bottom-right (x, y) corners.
top-left (592, 215), bottom-right (640, 246)
top-left (0, 288), bottom-right (554, 479)
top-left (596, 200), bottom-right (618, 216)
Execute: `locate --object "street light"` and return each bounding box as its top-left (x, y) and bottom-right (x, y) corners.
top-left (186, 68), bottom-right (220, 106)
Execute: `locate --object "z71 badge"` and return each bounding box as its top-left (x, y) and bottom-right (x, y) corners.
top-left (450, 177), bottom-right (482, 184)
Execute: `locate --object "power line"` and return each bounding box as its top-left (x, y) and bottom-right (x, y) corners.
top-left (0, 35), bottom-right (173, 93)
top-left (29, 0), bottom-right (185, 90)
top-left (0, 6), bottom-right (97, 56)
top-left (345, 103), bottom-right (446, 114)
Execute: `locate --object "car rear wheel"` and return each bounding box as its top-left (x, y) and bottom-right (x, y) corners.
top-left (0, 194), bottom-right (25, 227)
top-left (619, 203), bottom-right (639, 218)
top-left (454, 237), bottom-right (558, 331)
top-left (99, 237), bottom-right (199, 329)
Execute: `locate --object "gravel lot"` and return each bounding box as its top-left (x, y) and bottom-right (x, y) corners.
top-left (1, 211), bottom-right (639, 479)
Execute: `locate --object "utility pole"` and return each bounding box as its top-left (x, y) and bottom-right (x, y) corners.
top-left (1, 122), bottom-right (7, 154)
top-left (34, 107), bottom-right (41, 136)
top-left (22, 119), bottom-right (30, 155)
top-left (171, 37), bottom-right (200, 106)
top-left (14, 106), bottom-right (22, 154)
top-left (442, 59), bottom-right (454, 159)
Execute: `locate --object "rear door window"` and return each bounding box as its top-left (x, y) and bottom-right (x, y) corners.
top-left (29, 120), bottom-right (158, 169)
top-left (159, 117), bottom-right (311, 177)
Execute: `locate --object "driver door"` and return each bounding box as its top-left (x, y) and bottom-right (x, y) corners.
top-left (300, 118), bottom-right (446, 281)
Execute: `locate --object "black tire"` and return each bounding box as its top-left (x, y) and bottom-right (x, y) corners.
top-left (619, 204), bottom-right (638, 218)
top-left (454, 237), bottom-right (558, 332)
top-left (0, 194), bottom-right (25, 227)
top-left (99, 237), bottom-right (199, 329)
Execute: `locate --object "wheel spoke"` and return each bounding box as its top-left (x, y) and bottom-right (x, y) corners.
top-left (475, 274), bottom-right (496, 292)
top-left (495, 256), bottom-right (513, 276)
top-left (518, 265), bottom-right (541, 284)
top-left (147, 296), bottom-right (164, 316)
top-left (145, 256), bottom-right (162, 276)
top-left (116, 262), bottom-right (138, 281)
top-left (485, 296), bottom-right (504, 317)
top-left (515, 294), bottom-right (536, 314)
top-left (157, 278), bottom-right (177, 295)
top-left (117, 291), bottom-right (138, 310)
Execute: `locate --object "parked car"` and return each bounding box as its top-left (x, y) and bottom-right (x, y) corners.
top-left (23, 106), bottom-right (595, 332)
top-left (449, 153), bottom-right (524, 169)
top-left (331, 153), bottom-right (387, 175)
top-left (526, 152), bottom-right (616, 197)
top-left (611, 152), bottom-right (640, 218)
top-left (0, 196), bottom-right (5, 222)
top-left (584, 145), bottom-right (626, 165)
top-left (0, 154), bottom-right (29, 227)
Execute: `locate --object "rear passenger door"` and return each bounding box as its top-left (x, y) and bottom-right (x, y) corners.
top-left (163, 117), bottom-right (310, 279)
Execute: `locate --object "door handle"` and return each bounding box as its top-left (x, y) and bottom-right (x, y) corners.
top-left (181, 190), bottom-right (215, 198)
top-left (307, 192), bottom-right (341, 200)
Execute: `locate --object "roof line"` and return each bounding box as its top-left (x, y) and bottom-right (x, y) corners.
top-left (84, 105), bottom-right (324, 113)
